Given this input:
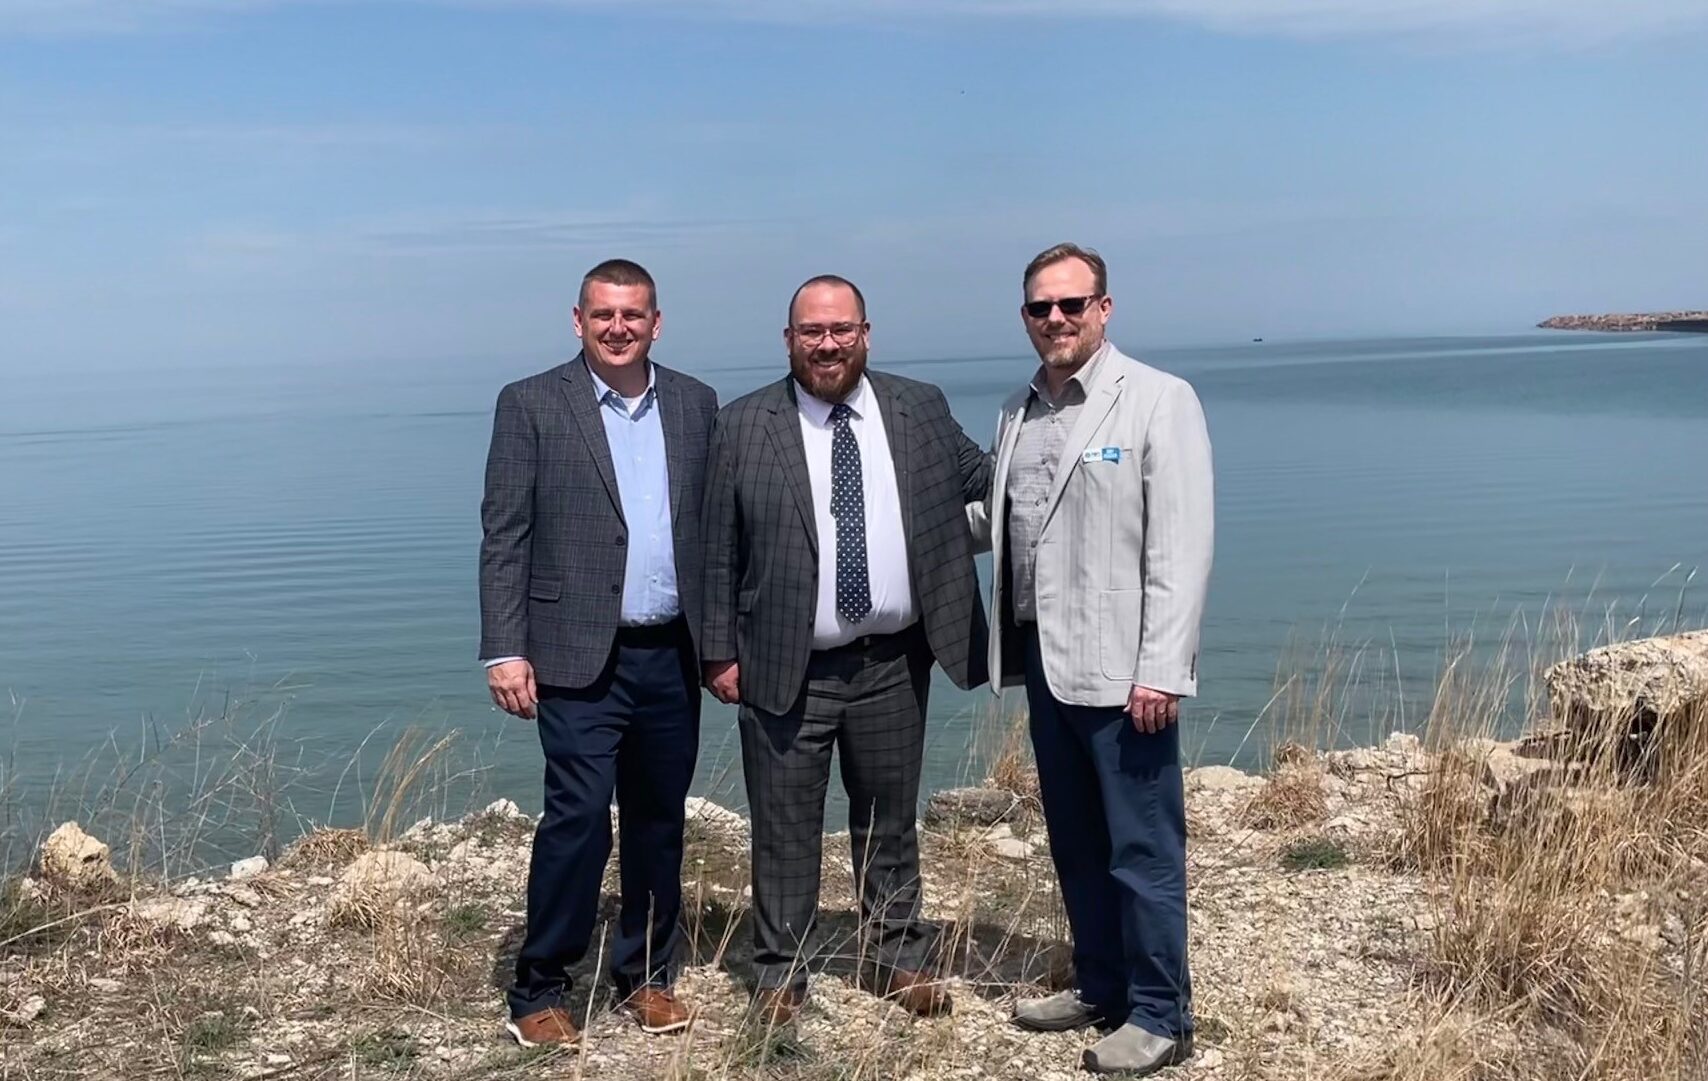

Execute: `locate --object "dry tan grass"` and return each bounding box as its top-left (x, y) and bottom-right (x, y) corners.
top-left (1333, 1001), bottom-right (1518, 1081)
top-left (278, 825), bottom-right (370, 869)
top-left (984, 710), bottom-right (1042, 809)
top-left (352, 906), bottom-right (458, 1008)
top-left (1392, 671), bottom-right (1708, 1081)
top-left (1239, 763), bottom-right (1329, 832)
top-left (366, 729), bottom-right (463, 843)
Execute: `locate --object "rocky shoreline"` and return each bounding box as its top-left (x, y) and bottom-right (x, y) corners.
top-left (0, 734), bottom-right (1602, 1080)
top-left (6, 630), bottom-right (1706, 1079)
top-left (1537, 311), bottom-right (1708, 332)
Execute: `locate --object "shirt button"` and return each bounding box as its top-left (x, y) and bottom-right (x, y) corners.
top-left (610, 584), bottom-right (621, 594)
top-left (615, 535), bottom-right (626, 546)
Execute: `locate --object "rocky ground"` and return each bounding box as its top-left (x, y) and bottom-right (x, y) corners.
top-left (0, 734), bottom-right (1591, 1080)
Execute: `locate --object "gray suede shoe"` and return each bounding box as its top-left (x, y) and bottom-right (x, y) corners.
top-left (1082, 1023), bottom-right (1193, 1075)
top-left (1012, 989), bottom-right (1106, 1032)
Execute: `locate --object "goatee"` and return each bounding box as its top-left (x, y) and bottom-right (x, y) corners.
top-left (1043, 334), bottom-right (1102, 370)
top-left (791, 347), bottom-right (867, 403)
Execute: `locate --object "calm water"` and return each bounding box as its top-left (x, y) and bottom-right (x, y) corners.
top-left (3, 333), bottom-right (1706, 850)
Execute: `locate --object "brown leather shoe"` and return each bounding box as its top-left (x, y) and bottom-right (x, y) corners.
top-left (752, 986), bottom-right (806, 1026)
top-left (880, 969), bottom-right (952, 1017)
top-left (505, 1006), bottom-right (580, 1047)
top-left (623, 986), bottom-right (692, 1034)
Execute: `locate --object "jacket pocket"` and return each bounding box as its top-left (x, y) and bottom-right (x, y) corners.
top-left (529, 577), bottom-right (562, 602)
top-left (1099, 589), bottom-right (1143, 680)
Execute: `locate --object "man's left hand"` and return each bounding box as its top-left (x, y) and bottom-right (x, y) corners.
top-left (1127, 685), bottom-right (1179, 734)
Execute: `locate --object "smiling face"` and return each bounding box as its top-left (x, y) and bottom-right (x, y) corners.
top-left (1022, 256), bottom-right (1112, 372)
top-left (786, 281), bottom-right (870, 403)
top-left (573, 280), bottom-right (661, 375)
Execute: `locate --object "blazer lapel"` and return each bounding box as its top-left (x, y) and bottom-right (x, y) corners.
top-left (991, 395), bottom-right (1027, 542)
top-left (560, 354), bottom-right (624, 524)
top-left (657, 367), bottom-right (689, 528)
top-left (1043, 360), bottom-right (1123, 524)
top-left (870, 375), bottom-right (914, 537)
top-left (765, 378), bottom-right (819, 556)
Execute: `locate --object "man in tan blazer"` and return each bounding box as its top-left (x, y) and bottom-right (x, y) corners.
top-left (973, 243), bottom-right (1213, 1077)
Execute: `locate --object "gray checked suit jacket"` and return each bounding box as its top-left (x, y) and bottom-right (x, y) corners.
top-left (700, 371), bottom-right (991, 717)
top-left (478, 353), bottom-right (719, 689)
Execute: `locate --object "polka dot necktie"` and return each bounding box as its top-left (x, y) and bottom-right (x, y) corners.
top-left (829, 403), bottom-right (872, 624)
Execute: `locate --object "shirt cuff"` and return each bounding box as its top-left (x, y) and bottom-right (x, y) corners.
top-left (483, 656), bottom-right (525, 668)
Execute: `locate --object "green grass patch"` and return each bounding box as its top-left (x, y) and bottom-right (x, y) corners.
top-left (0, 879), bottom-right (49, 948)
top-left (443, 902), bottom-right (489, 940)
top-left (180, 1008), bottom-right (248, 1076)
top-left (723, 1023), bottom-right (814, 1071)
top-left (0, 878), bottom-right (87, 957)
top-left (183, 1012), bottom-right (245, 1053)
top-left (1280, 836), bottom-right (1351, 872)
top-left (353, 1028), bottom-right (419, 1071)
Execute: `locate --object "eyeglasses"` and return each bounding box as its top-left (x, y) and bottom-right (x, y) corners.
top-left (1023, 295), bottom-right (1101, 321)
top-left (791, 322), bottom-right (865, 345)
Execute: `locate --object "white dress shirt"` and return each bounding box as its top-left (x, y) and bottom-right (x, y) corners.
top-left (795, 376), bottom-right (915, 650)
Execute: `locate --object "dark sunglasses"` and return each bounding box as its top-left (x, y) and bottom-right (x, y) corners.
top-left (1024, 294), bottom-right (1101, 320)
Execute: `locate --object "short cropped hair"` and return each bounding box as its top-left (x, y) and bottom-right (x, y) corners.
top-left (579, 258), bottom-right (657, 309)
top-left (1023, 243), bottom-right (1108, 297)
top-left (789, 274), bottom-right (867, 324)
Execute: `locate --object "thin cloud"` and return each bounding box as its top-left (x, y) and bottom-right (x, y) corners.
top-left (183, 212), bottom-right (777, 267)
top-left (364, 214), bottom-right (770, 251)
top-left (3, 0), bottom-right (1705, 41)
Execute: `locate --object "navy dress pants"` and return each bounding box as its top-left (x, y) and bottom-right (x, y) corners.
top-left (507, 620), bottom-right (700, 1019)
top-left (1020, 624), bottom-right (1192, 1038)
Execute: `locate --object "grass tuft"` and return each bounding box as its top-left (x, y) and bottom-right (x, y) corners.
top-left (443, 901), bottom-right (488, 940)
top-left (1280, 835), bottom-right (1350, 872)
top-left (1241, 763), bottom-right (1330, 831)
top-left (352, 1027), bottom-right (419, 1071)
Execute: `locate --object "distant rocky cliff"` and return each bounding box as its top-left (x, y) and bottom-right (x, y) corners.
top-left (1539, 311), bottom-right (1708, 332)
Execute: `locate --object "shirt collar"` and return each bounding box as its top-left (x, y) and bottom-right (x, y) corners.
top-left (794, 374), bottom-right (871, 426)
top-left (588, 360), bottom-right (657, 410)
top-left (1029, 339), bottom-right (1112, 406)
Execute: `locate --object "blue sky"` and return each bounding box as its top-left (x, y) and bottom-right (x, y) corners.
top-left (2, 2), bottom-right (1705, 372)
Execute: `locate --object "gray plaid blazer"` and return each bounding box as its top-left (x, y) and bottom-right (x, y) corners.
top-left (701, 371), bottom-right (991, 716)
top-left (478, 353), bottom-right (719, 689)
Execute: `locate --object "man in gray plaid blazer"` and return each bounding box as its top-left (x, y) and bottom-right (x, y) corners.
top-left (701, 275), bottom-right (990, 1023)
top-left (479, 259), bottom-right (718, 1047)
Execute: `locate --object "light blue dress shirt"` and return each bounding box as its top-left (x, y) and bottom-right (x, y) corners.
top-left (588, 364), bottom-right (679, 627)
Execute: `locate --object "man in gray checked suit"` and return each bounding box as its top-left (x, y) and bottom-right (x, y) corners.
top-left (973, 244), bottom-right (1214, 1077)
top-left (701, 275), bottom-right (990, 1023)
top-left (480, 259), bottom-right (718, 1047)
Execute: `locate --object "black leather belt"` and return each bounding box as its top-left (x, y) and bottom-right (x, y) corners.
top-left (809, 623), bottom-right (923, 666)
top-left (615, 616), bottom-right (687, 649)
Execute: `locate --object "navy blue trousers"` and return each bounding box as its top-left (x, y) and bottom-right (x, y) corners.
top-left (1021, 625), bottom-right (1192, 1038)
top-left (507, 621), bottom-right (700, 1019)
